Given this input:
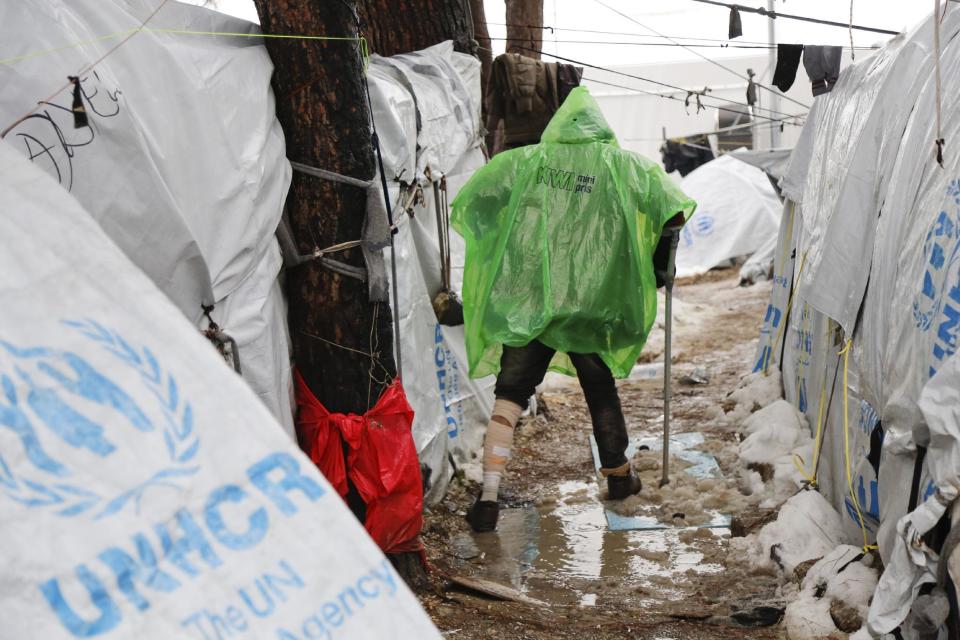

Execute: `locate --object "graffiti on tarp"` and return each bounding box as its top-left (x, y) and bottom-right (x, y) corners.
top-left (913, 181), bottom-right (960, 377)
top-left (6, 71), bottom-right (122, 191)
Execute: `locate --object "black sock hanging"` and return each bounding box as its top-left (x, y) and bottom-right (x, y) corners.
top-left (728, 7), bottom-right (743, 39)
top-left (68, 76), bottom-right (88, 129)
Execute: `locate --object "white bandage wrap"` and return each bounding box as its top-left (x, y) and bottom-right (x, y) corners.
top-left (480, 399), bottom-right (524, 501)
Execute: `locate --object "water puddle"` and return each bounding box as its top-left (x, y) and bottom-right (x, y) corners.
top-left (451, 479), bottom-right (725, 607)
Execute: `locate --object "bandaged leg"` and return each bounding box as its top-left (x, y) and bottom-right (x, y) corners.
top-left (480, 399), bottom-right (524, 501)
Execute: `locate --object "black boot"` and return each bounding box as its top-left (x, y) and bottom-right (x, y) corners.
top-left (607, 472), bottom-right (642, 500)
top-left (466, 497), bottom-right (499, 532)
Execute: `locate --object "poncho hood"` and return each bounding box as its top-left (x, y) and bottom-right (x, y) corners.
top-left (541, 87), bottom-right (618, 145)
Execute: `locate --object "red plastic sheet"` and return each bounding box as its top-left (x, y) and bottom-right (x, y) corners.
top-left (295, 371), bottom-right (424, 554)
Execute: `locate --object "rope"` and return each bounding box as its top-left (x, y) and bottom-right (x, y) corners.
top-left (0, 27), bottom-right (368, 67)
top-left (763, 248), bottom-right (808, 376)
top-left (792, 328), bottom-right (830, 488)
top-left (593, 0), bottom-right (811, 111)
top-left (839, 338), bottom-right (878, 554)
top-left (0, 0), bottom-right (172, 138)
top-left (849, 1), bottom-right (856, 61)
top-left (934, 0), bottom-right (946, 168)
top-left (687, 0), bottom-right (900, 36)
top-left (489, 36), bottom-right (878, 51)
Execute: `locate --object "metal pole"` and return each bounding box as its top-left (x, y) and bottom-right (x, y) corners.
top-left (660, 228), bottom-right (681, 488)
top-left (768, 0), bottom-right (782, 149)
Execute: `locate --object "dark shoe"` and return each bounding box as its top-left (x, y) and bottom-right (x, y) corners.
top-left (466, 498), bottom-right (499, 532)
top-left (607, 472), bottom-right (642, 500)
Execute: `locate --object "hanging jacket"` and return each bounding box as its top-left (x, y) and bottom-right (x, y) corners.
top-left (487, 53), bottom-right (554, 148)
top-left (452, 87), bottom-right (697, 379)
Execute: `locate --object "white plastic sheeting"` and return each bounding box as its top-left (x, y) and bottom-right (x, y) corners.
top-left (0, 0), bottom-right (294, 436)
top-left (370, 43), bottom-right (494, 502)
top-left (755, 6), bottom-right (960, 635)
top-left (675, 154), bottom-right (782, 278)
top-left (0, 139), bottom-right (440, 640)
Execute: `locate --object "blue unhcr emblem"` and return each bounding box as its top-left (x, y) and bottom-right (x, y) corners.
top-left (913, 180), bottom-right (960, 377)
top-left (0, 319), bottom-right (200, 518)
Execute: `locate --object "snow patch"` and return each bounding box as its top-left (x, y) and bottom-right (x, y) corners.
top-left (732, 490), bottom-right (845, 574)
top-left (725, 370), bottom-right (783, 423)
top-left (783, 545), bottom-right (878, 639)
top-left (737, 399), bottom-right (813, 506)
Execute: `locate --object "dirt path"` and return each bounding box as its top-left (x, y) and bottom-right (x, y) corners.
top-left (418, 268), bottom-right (785, 639)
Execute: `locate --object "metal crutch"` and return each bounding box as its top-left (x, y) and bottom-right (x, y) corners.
top-left (660, 227), bottom-right (681, 488)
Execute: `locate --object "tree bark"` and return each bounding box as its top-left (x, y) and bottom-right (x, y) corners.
top-left (358, 0), bottom-right (475, 56)
top-left (469, 0), bottom-right (493, 109)
top-left (505, 0), bottom-right (543, 58)
top-left (251, 0), bottom-right (481, 593)
top-left (251, 0), bottom-right (428, 587)
top-left (252, 0), bottom-right (391, 415)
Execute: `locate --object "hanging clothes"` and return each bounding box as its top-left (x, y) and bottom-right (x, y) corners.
top-left (557, 63), bottom-right (584, 104)
top-left (660, 137), bottom-right (714, 177)
top-left (773, 44), bottom-right (805, 92)
top-left (485, 53), bottom-right (582, 153)
top-left (803, 45), bottom-right (843, 96)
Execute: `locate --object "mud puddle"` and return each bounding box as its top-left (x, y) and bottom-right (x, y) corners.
top-left (449, 478), bottom-right (724, 608)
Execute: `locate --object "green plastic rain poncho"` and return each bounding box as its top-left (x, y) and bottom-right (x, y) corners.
top-left (451, 87), bottom-right (697, 379)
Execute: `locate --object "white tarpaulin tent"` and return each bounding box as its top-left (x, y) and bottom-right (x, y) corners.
top-left (754, 7), bottom-right (960, 636)
top-left (0, 0), bottom-right (295, 437)
top-left (0, 138), bottom-right (440, 639)
top-left (367, 42), bottom-right (495, 502)
top-left (675, 154), bottom-right (782, 279)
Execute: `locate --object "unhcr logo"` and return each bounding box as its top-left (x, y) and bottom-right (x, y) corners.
top-left (535, 165), bottom-right (596, 194)
top-left (913, 180), bottom-right (960, 377)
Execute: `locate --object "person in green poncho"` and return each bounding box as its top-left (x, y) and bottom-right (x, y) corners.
top-left (451, 87), bottom-right (696, 532)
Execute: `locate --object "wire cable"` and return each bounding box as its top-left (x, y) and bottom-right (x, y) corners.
top-left (490, 37), bottom-right (876, 51)
top-left (593, 0), bottom-right (811, 110)
top-left (513, 45), bottom-right (806, 122)
top-left (1, 0), bottom-right (172, 138)
top-left (687, 0), bottom-right (900, 36)
top-left (583, 76), bottom-right (805, 131)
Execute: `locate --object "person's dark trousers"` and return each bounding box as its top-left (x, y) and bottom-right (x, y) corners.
top-left (493, 340), bottom-right (629, 469)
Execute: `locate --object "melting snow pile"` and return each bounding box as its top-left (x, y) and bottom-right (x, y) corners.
top-left (733, 490), bottom-right (845, 574)
top-left (609, 448), bottom-right (756, 525)
top-left (724, 371), bottom-right (811, 506)
top-left (782, 545), bottom-right (879, 639)
top-left (738, 399), bottom-right (813, 507)
top-left (725, 370), bottom-right (784, 423)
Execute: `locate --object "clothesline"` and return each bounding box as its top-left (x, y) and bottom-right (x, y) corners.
top-left (593, 0), bottom-right (811, 111)
top-left (584, 76), bottom-right (805, 132)
top-left (513, 46), bottom-right (807, 124)
top-left (489, 36), bottom-right (877, 51)
top-left (686, 0), bottom-right (900, 36)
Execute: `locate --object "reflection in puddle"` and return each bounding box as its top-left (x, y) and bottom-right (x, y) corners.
top-left (452, 480), bottom-right (726, 607)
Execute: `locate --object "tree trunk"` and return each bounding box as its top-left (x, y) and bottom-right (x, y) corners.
top-left (469, 0), bottom-right (493, 111)
top-left (358, 0), bottom-right (475, 56)
top-left (251, 0), bottom-right (481, 592)
top-left (251, 0), bottom-right (428, 588)
top-left (506, 0), bottom-right (543, 58)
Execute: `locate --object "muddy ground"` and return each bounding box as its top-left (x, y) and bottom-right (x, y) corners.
top-left (418, 268), bottom-right (787, 639)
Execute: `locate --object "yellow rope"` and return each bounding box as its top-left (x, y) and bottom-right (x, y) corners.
top-left (792, 367), bottom-right (828, 488)
top-left (763, 248), bottom-right (808, 376)
top-left (839, 338), bottom-right (878, 554)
